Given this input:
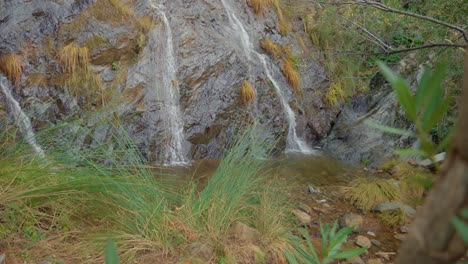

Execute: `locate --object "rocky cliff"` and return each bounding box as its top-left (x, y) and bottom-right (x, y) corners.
top-left (0, 0), bottom-right (416, 166)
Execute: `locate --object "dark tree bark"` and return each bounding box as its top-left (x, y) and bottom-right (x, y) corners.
top-left (395, 51), bottom-right (468, 263)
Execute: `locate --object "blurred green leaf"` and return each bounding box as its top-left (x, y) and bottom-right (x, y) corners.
top-left (452, 216), bottom-right (468, 243)
top-left (378, 62), bottom-right (416, 120)
top-left (366, 121), bottom-right (415, 137)
top-left (394, 148), bottom-right (427, 158)
top-left (105, 239), bottom-right (119, 264)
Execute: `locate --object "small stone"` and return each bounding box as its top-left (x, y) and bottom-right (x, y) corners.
top-left (340, 214), bottom-right (364, 231)
top-left (366, 231), bottom-right (376, 237)
top-left (308, 185), bottom-right (321, 194)
top-left (313, 207), bottom-right (326, 214)
top-left (322, 203), bottom-right (331, 208)
top-left (0, 254), bottom-right (5, 264)
top-left (400, 225), bottom-right (410, 233)
top-left (371, 239), bottom-right (382, 247)
top-left (298, 203), bottom-right (312, 214)
top-left (375, 252), bottom-right (396, 261)
top-left (189, 243), bottom-right (214, 260)
top-left (317, 199), bottom-right (327, 203)
top-left (366, 258), bottom-right (384, 264)
top-left (372, 202), bottom-right (416, 218)
top-left (292, 209), bottom-right (312, 225)
top-left (355, 235), bottom-right (372, 248)
top-left (228, 222), bottom-right (260, 243)
top-left (394, 234), bottom-right (407, 241)
top-left (347, 255), bottom-right (365, 264)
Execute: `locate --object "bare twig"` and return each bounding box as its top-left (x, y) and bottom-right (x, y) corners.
top-left (317, 43), bottom-right (465, 56)
top-left (339, 14), bottom-right (392, 51)
top-left (312, 0), bottom-right (467, 41)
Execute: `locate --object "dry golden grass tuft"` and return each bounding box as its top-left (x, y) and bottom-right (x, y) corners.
top-left (261, 38), bottom-right (302, 96)
top-left (0, 54), bottom-right (24, 85)
top-left (281, 59), bottom-right (302, 97)
top-left (260, 38), bottom-right (282, 59)
top-left (58, 42), bottom-right (107, 106)
top-left (378, 208), bottom-right (407, 226)
top-left (381, 159), bottom-right (433, 202)
top-left (59, 43), bottom-right (90, 75)
top-left (344, 177), bottom-right (402, 212)
top-left (240, 80), bottom-right (255, 106)
top-left (276, 12), bottom-right (292, 36)
top-left (325, 81), bottom-right (346, 106)
top-left (249, 0), bottom-right (274, 17)
top-left (27, 73), bottom-right (49, 87)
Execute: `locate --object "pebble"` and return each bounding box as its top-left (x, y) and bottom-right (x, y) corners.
top-left (375, 252), bottom-right (396, 261)
top-left (394, 234), bottom-right (407, 241)
top-left (308, 185), bottom-right (321, 194)
top-left (348, 256), bottom-right (365, 264)
top-left (313, 207), bottom-right (326, 214)
top-left (366, 231), bottom-right (376, 237)
top-left (292, 209), bottom-right (312, 225)
top-left (340, 214), bottom-right (364, 231)
top-left (355, 235), bottom-right (372, 248)
top-left (400, 225), bottom-right (409, 233)
top-left (298, 203), bottom-right (312, 214)
top-left (370, 239), bottom-right (382, 247)
top-left (366, 259), bottom-right (384, 264)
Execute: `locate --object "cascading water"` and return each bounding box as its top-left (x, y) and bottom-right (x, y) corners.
top-left (150, 3), bottom-right (188, 165)
top-left (220, 0), bottom-right (315, 154)
top-left (0, 76), bottom-right (45, 157)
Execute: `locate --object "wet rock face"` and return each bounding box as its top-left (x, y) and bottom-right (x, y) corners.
top-left (323, 69), bottom-right (418, 167)
top-left (1, 0), bottom-right (331, 161)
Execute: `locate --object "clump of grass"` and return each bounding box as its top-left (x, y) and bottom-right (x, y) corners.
top-left (261, 38), bottom-right (302, 96)
top-left (1, 121), bottom-right (302, 262)
top-left (378, 208), bottom-right (407, 226)
top-left (276, 11), bottom-right (292, 35)
top-left (135, 16), bottom-right (154, 33)
top-left (248, 0), bottom-right (274, 17)
top-left (325, 81), bottom-right (346, 106)
top-left (281, 59), bottom-right (302, 97)
top-left (84, 35), bottom-right (108, 53)
top-left (345, 177), bottom-right (402, 211)
top-left (240, 80), bottom-right (255, 106)
top-left (381, 159), bottom-right (433, 203)
top-left (0, 54), bottom-right (24, 85)
top-left (261, 38), bottom-right (282, 59)
top-left (59, 42), bottom-right (90, 74)
top-left (177, 127), bottom-right (299, 262)
top-left (58, 43), bottom-right (106, 106)
top-left (26, 73), bottom-right (48, 87)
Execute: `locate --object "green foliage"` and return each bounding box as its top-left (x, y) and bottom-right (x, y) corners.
top-left (286, 221), bottom-right (366, 264)
top-left (369, 62), bottom-right (453, 164)
top-left (452, 209), bottom-right (468, 244)
top-left (378, 208), bottom-right (407, 226)
top-left (345, 178), bottom-right (401, 211)
top-left (0, 122), bottom-right (300, 262)
top-left (105, 239), bottom-right (119, 264)
top-left (299, 0), bottom-right (465, 110)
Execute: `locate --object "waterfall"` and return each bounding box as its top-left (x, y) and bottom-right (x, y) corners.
top-left (150, 3), bottom-right (189, 165)
top-left (220, 0), bottom-right (315, 154)
top-left (0, 76), bottom-right (45, 157)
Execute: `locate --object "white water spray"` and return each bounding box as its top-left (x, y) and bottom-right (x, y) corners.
top-left (0, 76), bottom-right (45, 157)
top-left (220, 0), bottom-right (314, 154)
top-left (150, 3), bottom-right (189, 165)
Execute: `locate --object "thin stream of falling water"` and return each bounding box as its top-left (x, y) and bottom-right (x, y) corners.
top-left (220, 0), bottom-right (314, 154)
top-left (0, 76), bottom-right (45, 157)
top-left (150, 3), bottom-right (189, 165)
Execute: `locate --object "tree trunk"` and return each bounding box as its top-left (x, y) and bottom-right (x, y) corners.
top-left (396, 51), bottom-right (468, 263)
